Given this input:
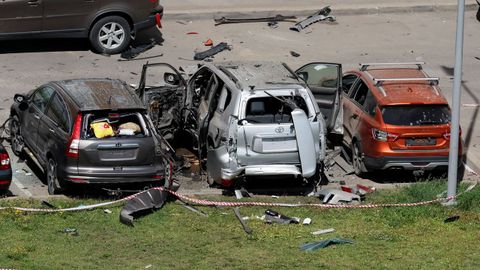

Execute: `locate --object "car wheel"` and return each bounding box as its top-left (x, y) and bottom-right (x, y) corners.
top-left (47, 158), bottom-right (62, 195)
top-left (352, 142), bottom-right (367, 176)
top-left (9, 115), bottom-right (24, 157)
top-left (89, 16), bottom-right (131, 54)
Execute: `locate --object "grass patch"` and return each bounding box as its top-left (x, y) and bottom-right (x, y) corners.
top-left (1, 181), bottom-right (479, 269)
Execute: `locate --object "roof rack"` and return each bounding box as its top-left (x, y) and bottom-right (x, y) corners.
top-left (359, 62), bottom-right (425, 71)
top-left (373, 77), bottom-right (439, 87)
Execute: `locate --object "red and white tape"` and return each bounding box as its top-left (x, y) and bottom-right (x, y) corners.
top-left (0, 183), bottom-right (476, 213)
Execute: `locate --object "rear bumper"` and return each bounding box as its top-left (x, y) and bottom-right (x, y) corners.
top-left (64, 164), bottom-right (164, 184)
top-left (0, 168), bottom-right (12, 190)
top-left (363, 155), bottom-right (453, 171)
top-left (221, 165), bottom-right (303, 180)
top-left (134, 6), bottom-right (164, 31)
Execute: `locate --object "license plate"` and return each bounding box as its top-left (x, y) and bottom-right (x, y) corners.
top-left (406, 138), bottom-right (436, 146)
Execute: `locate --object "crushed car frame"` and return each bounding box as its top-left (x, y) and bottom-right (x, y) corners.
top-left (135, 61), bottom-right (342, 187)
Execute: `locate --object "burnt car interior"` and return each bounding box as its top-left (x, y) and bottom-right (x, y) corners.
top-left (83, 111), bottom-right (148, 139)
top-left (245, 96), bottom-right (309, 124)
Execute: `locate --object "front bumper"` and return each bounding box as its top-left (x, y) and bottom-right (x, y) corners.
top-left (363, 155), bottom-right (453, 171)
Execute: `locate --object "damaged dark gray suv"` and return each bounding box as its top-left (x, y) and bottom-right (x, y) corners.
top-left (10, 79), bottom-right (170, 194)
top-left (0, 0), bottom-right (163, 54)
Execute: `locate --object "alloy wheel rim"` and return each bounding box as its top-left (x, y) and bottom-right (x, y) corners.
top-left (48, 160), bottom-right (56, 193)
top-left (98, 22), bottom-right (125, 50)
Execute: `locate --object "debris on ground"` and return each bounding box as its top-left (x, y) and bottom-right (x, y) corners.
top-left (186, 31), bottom-right (199, 35)
top-left (234, 188), bottom-right (253, 199)
top-left (233, 207), bottom-right (253, 235)
top-left (177, 200), bottom-right (209, 217)
top-left (475, 56), bottom-right (480, 61)
top-left (341, 184), bottom-right (374, 198)
top-left (477, 0), bottom-right (480, 22)
top-left (264, 209), bottom-right (300, 224)
top-left (316, 189), bottom-right (361, 205)
top-left (119, 54), bottom-right (164, 62)
top-left (194, 42), bottom-right (231, 60)
top-left (268, 21), bottom-right (279, 28)
top-left (119, 188), bottom-right (168, 226)
top-left (463, 103), bottom-right (480, 107)
top-left (104, 209), bottom-right (112, 214)
top-left (203, 38), bottom-right (214, 46)
top-left (214, 14), bottom-right (297, 26)
top-left (444, 215), bottom-right (460, 223)
top-left (312, 228), bottom-right (335, 235)
top-left (290, 51), bottom-right (301, 57)
top-left (302, 218), bottom-right (312, 225)
top-left (300, 238), bottom-right (353, 251)
top-left (42, 200), bottom-right (56, 209)
top-left (120, 40), bottom-right (156, 60)
top-left (290, 6), bottom-right (336, 32)
top-left (61, 228), bottom-right (79, 236)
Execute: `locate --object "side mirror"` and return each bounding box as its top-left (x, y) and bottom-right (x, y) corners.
top-left (164, 72), bottom-right (180, 86)
top-left (14, 94), bottom-right (29, 111)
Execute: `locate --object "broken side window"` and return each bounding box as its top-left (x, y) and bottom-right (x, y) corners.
top-left (83, 111), bottom-right (147, 139)
top-left (363, 90), bottom-right (377, 117)
top-left (245, 96), bottom-right (309, 124)
top-left (216, 86), bottom-right (232, 113)
top-left (351, 80), bottom-right (369, 106)
top-left (342, 74), bottom-right (358, 94)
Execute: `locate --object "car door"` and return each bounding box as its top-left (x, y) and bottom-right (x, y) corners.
top-left (295, 62), bottom-right (342, 134)
top-left (37, 91), bottom-right (71, 166)
top-left (42, 0), bottom-right (99, 32)
top-left (206, 85), bottom-right (233, 148)
top-left (344, 78), bottom-right (370, 144)
top-left (0, 0), bottom-right (43, 34)
top-left (22, 86), bottom-right (55, 156)
top-left (341, 74), bottom-right (359, 143)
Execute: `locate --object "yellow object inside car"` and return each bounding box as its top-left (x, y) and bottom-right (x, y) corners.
top-left (90, 122), bottom-right (115, 138)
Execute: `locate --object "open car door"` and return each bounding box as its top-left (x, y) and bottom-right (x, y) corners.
top-left (296, 62), bottom-right (342, 134)
top-left (136, 63), bottom-right (188, 140)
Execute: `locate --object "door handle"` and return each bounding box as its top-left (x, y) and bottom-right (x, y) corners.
top-left (351, 114), bottom-right (359, 119)
top-left (33, 113), bottom-right (40, 120)
top-left (49, 128), bottom-right (55, 133)
top-left (27, 0), bottom-right (40, 6)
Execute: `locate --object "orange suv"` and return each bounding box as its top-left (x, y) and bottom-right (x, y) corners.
top-left (341, 62), bottom-right (461, 175)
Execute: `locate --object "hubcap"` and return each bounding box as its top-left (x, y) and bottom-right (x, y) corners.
top-left (98, 22), bottom-right (125, 50)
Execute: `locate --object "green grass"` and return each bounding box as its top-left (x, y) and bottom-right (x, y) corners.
top-left (1, 181), bottom-right (480, 270)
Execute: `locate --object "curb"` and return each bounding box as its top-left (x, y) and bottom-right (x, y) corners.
top-left (163, 3), bottom-right (478, 20)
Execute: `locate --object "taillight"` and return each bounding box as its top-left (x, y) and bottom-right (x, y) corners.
top-left (155, 13), bottom-right (162, 28)
top-left (0, 152), bottom-right (10, 170)
top-left (372, 128), bottom-right (398, 142)
top-left (66, 113), bottom-right (82, 158)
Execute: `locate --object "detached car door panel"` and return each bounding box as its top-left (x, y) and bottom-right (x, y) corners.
top-left (295, 62), bottom-right (342, 133)
top-left (0, 0), bottom-right (43, 34)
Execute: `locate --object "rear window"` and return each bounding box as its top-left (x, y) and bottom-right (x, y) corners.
top-left (381, 105), bottom-right (450, 126)
top-left (82, 111), bottom-right (148, 139)
top-left (245, 96), bottom-right (309, 124)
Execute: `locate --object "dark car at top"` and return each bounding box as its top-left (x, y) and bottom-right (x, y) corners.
top-left (9, 79), bottom-right (170, 195)
top-left (0, 0), bottom-right (163, 54)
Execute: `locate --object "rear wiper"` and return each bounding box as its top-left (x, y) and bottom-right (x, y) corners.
top-left (264, 91), bottom-right (298, 110)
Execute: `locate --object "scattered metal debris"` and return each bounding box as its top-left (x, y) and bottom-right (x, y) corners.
top-left (268, 21), bottom-right (279, 29)
top-left (61, 228), bottom-right (79, 236)
top-left (477, 0), bottom-right (480, 22)
top-left (444, 215), bottom-right (460, 223)
top-left (264, 209), bottom-right (300, 224)
top-left (290, 6), bottom-right (336, 32)
top-left (290, 51), bottom-right (301, 57)
top-left (234, 188), bottom-right (253, 199)
top-left (203, 38), bottom-right (214, 46)
top-left (186, 31), bottom-right (199, 35)
top-left (41, 200), bottom-right (56, 209)
top-left (302, 218), bottom-right (312, 225)
top-left (104, 209), bottom-right (112, 214)
top-left (194, 42), bottom-right (231, 60)
top-left (316, 189), bottom-right (361, 205)
top-left (118, 54), bottom-right (164, 62)
top-left (475, 56), bottom-right (480, 61)
top-left (233, 207), bottom-right (253, 235)
top-left (300, 238), bottom-right (353, 251)
top-left (215, 14), bottom-right (297, 26)
top-left (120, 40), bottom-right (156, 60)
top-left (119, 188), bottom-right (168, 226)
top-left (312, 228), bottom-right (335, 235)
top-left (177, 199), bottom-right (209, 217)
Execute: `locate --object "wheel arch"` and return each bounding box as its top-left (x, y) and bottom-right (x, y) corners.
top-left (89, 11), bottom-right (134, 35)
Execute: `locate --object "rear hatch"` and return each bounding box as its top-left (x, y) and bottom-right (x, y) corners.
top-left (381, 104), bottom-right (451, 151)
top-left (77, 111), bottom-right (156, 170)
top-left (237, 94), bottom-right (319, 169)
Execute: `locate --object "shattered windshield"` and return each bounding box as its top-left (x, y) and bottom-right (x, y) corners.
top-left (381, 105), bottom-right (451, 126)
top-left (245, 96), bottom-right (309, 124)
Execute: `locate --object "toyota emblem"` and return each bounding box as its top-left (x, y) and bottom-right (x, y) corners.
top-left (275, 126), bottom-right (285, 133)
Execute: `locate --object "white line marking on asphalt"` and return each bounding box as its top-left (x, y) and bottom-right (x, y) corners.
top-left (12, 177), bottom-right (33, 197)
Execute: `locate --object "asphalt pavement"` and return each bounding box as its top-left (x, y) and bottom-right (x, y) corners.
top-left (1, 5), bottom-right (480, 198)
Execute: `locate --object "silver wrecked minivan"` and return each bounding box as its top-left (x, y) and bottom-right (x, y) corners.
top-left (136, 62), bottom-right (342, 187)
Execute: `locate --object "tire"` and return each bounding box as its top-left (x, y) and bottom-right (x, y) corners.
top-left (9, 115), bottom-right (24, 158)
top-left (352, 141), bottom-right (367, 176)
top-left (46, 158), bottom-right (62, 195)
top-left (89, 16), bottom-right (131, 54)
